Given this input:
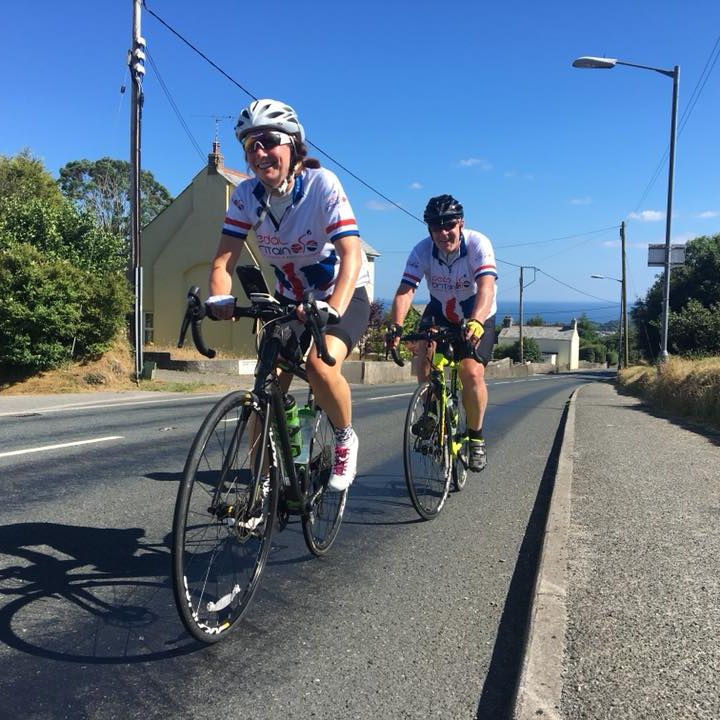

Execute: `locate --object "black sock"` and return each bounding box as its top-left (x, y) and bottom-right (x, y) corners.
top-left (468, 428), bottom-right (483, 440)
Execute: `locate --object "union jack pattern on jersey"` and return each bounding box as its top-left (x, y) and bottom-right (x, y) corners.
top-left (223, 167), bottom-right (370, 301)
top-left (401, 230), bottom-right (498, 323)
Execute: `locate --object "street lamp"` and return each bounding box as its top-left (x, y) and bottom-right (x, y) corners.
top-left (573, 55), bottom-right (679, 363)
top-left (590, 274), bottom-right (627, 368)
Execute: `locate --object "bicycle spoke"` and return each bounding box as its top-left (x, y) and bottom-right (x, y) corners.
top-left (403, 383), bottom-right (451, 520)
top-left (172, 393), bottom-right (277, 643)
top-left (302, 409), bottom-right (346, 555)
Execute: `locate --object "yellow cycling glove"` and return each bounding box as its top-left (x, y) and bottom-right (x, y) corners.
top-left (466, 319), bottom-right (484, 339)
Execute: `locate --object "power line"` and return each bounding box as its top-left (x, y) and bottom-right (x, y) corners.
top-left (146, 49), bottom-right (205, 161)
top-left (494, 224), bottom-right (619, 249)
top-left (142, 1), bottom-right (423, 223)
top-left (536, 268), bottom-right (614, 303)
top-left (632, 34), bottom-right (720, 213)
top-left (140, 2), bottom-right (626, 310)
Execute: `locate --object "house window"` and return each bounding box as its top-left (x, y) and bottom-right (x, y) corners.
top-left (144, 313), bottom-right (154, 344)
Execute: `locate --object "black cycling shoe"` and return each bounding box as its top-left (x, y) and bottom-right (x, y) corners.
top-left (468, 438), bottom-right (487, 472)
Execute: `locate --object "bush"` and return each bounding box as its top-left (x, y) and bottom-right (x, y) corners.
top-left (0, 242), bottom-right (131, 375)
top-left (493, 337), bottom-right (541, 362)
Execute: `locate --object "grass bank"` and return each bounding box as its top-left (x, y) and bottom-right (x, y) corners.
top-left (0, 338), bottom-right (236, 395)
top-left (618, 356), bottom-right (720, 428)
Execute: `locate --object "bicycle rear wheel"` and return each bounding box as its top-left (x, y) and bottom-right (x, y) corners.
top-left (301, 409), bottom-right (347, 555)
top-left (403, 382), bottom-right (451, 520)
top-left (172, 392), bottom-right (278, 643)
top-left (452, 394), bottom-right (469, 491)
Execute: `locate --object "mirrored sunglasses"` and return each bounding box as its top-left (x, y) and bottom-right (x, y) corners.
top-left (428, 219), bottom-right (459, 232)
top-left (243, 130), bottom-right (293, 153)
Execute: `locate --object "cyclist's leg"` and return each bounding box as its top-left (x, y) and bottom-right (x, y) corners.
top-left (459, 358), bottom-right (487, 431)
top-left (306, 287), bottom-right (369, 491)
top-left (414, 339), bottom-right (433, 383)
top-left (459, 317), bottom-right (496, 471)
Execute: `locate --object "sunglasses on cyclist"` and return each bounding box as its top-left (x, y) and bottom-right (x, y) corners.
top-left (242, 130), bottom-right (293, 153)
top-left (428, 219), bottom-right (459, 232)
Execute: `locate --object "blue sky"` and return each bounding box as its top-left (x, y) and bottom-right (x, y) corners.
top-left (3, 1), bottom-right (719, 312)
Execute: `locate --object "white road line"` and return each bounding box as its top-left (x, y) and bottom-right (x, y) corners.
top-left (0, 394), bottom-right (221, 418)
top-left (365, 392), bottom-right (413, 401)
top-left (0, 436), bottom-right (124, 459)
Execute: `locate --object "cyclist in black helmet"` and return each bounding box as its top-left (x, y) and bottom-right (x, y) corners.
top-left (386, 194), bottom-right (498, 472)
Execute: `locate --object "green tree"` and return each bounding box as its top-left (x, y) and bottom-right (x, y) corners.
top-left (0, 149), bottom-right (64, 206)
top-left (58, 157), bottom-right (172, 237)
top-left (0, 196), bottom-right (126, 274)
top-left (632, 233), bottom-right (720, 359)
top-left (527, 314), bottom-right (545, 326)
top-left (357, 300), bottom-right (386, 359)
top-left (0, 154), bottom-right (132, 378)
top-left (494, 337), bottom-right (541, 362)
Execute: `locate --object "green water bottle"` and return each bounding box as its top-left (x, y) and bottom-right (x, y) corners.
top-left (296, 405), bottom-right (314, 465)
top-left (284, 394), bottom-right (301, 457)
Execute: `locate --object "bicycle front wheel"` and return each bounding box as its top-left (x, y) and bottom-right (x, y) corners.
top-left (403, 382), bottom-right (451, 520)
top-left (452, 394), bottom-right (469, 491)
top-left (301, 409), bottom-right (347, 556)
top-left (172, 392), bottom-right (278, 643)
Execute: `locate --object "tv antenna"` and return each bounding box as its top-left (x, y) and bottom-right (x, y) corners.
top-left (194, 114), bottom-right (234, 142)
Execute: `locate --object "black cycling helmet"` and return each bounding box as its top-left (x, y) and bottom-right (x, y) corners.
top-left (423, 194), bottom-right (464, 225)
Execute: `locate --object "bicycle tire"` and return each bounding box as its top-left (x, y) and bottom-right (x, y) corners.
top-left (452, 393), bottom-right (469, 491)
top-left (403, 382), bottom-right (451, 520)
top-left (172, 392), bottom-right (278, 643)
top-left (301, 409), bottom-right (347, 556)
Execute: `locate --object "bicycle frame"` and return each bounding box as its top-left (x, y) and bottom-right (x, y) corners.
top-left (427, 350), bottom-right (464, 461)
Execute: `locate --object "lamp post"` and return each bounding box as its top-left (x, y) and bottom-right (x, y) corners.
top-left (573, 56), bottom-right (679, 363)
top-left (590, 274), bottom-right (627, 369)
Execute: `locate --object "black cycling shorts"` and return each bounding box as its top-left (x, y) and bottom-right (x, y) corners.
top-left (277, 286), bottom-right (370, 356)
top-left (419, 309), bottom-right (497, 367)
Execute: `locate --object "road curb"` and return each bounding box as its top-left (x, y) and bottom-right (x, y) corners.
top-left (512, 386), bottom-right (581, 719)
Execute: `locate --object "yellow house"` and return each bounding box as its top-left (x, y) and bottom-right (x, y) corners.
top-left (142, 143), bottom-right (379, 357)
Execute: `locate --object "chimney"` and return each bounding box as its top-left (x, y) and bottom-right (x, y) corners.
top-left (207, 140), bottom-right (224, 174)
top-left (502, 314), bottom-right (513, 329)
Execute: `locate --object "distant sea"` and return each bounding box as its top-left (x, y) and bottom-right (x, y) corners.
top-left (376, 299), bottom-right (621, 326)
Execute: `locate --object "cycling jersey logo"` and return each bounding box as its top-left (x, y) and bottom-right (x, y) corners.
top-left (290, 230), bottom-right (316, 255)
top-left (430, 274), bottom-right (473, 292)
top-left (325, 191), bottom-right (347, 212)
top-left (232, 197), bottom-right (245, 210)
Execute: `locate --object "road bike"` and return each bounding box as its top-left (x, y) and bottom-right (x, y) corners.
top-left (171, 269), bottom-right (346, 643)
top-left (390, 326), bottom-right (470, 520)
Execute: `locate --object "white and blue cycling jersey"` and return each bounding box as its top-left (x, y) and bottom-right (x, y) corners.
top-left (400, 229), bottom-right (498, 323)
top-left (222, 166), bottom-right (370, 302)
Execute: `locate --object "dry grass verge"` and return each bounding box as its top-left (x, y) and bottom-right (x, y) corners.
top-left (618, 356), bottom-right (720, 428)
top-left (0, 337), bottom-right (237, 395)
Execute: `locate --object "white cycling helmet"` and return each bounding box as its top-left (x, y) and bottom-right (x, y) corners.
top-left (234, 98), bottom-right (305, 144)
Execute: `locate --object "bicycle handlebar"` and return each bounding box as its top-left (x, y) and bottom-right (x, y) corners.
top-left (177, 288), bottom-right (336, 367)
top-left (388, 323), bottom-right (484, 367)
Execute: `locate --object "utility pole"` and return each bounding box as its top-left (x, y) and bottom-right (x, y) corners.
top-left (620, 221), bottom-right (629, 368)
top-left (129, 0), bottom-right (146, 381)
top-left (519, 267), bottom-right (524, 365)
top-left (518, 266), bottom-right (537, 365)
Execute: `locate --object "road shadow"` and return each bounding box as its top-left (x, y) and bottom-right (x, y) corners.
top-left (475, 393), bottom-right (570, 719)
top-left (0, 522), bottom-right (198, 663)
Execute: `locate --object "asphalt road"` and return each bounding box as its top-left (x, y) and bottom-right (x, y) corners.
top-left (0, 372), bottom-right (606, 720)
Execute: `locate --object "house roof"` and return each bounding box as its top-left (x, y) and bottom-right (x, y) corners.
top-left (498, 325), bottom-right (577, 341)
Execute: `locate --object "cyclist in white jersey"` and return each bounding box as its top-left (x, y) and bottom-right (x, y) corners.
top-left (207, 99), bottom-right (370, 492)
top-left (386, 195), bottom-right (498, 471)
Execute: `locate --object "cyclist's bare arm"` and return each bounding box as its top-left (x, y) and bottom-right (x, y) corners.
top-left (469, 274), bottom-right (496, 324)
top-left (208, 233), bottom-right (245, 318)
